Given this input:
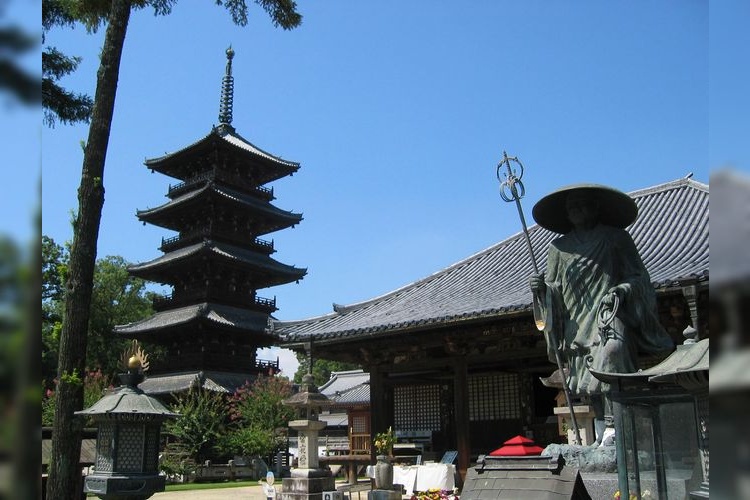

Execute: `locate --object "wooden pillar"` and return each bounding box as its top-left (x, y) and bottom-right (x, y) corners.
top-left (369, 365), bottom-right (386, 459)
top-left (453, 356), bottom-right (470, 483)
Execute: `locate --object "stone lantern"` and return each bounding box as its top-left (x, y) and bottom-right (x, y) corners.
top-left (281, 372), bottom-right (335, 500)
top-left (76, 341), bottom-right (178, 499)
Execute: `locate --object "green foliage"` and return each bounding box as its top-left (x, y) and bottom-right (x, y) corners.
top-left (42, 47), bottom-right (93, 127)
top-left (228, 375), bottom-right (295, 429)
top-left (218, 425), bottom-right (278, 459)
top-left (42, 236), bottom-right (67, 381)
top-left (86, 255), bottom-right (158, 377)
top-left (59, 369), bottom-right (82, 386)
top-left (218, 375), bottom-right (295, 458)
top-left (159, 448), bottom-right (197, 481)
top-left (294, 353), bottom-right (360, 386)
top-left (42, 369), bottom-right (112, 426)
top-left (164, 388), bottom-right (228, 463)
top-left (42, 235), bottom-right (67, 302)
top-left (0, 237), bottom-right (28, 460)
top-left (41, 235), bottom-right (158, 385)
top-left (0, 25), bottom-right (39, 106)
top-left (216, 0), bottom-right (302, 29)
top-left (373, 426), bottom-right (395, 455)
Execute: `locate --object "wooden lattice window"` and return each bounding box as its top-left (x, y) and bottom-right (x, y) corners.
top-left (394, 384), bottom-right (441, 431)
top-left (351, 414), bottom-right (368, 434)
top-left (468, 373), bottom-right (521, 421)
top-left (349, 410), bottom-right (370, 454)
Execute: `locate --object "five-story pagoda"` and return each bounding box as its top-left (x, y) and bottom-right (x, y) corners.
top-left (115, 48), bottom-right (306, 395)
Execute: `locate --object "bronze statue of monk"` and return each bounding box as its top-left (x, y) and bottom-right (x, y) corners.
top-left (530, 184), bottom-right (673, 445)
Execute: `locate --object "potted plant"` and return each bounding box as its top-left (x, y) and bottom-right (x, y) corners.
top-left (373, 427), bottom-right (396, 489)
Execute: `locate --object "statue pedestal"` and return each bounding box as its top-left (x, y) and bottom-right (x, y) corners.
top-left (553, 405), bottom-right (597, 445)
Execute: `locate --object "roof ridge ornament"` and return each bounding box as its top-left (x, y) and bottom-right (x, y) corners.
top-left (218, 46), bottom-right (235, 133)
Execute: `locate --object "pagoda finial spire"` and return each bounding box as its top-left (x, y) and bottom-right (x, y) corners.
top-left (218, 46), bottom-right (235, 132)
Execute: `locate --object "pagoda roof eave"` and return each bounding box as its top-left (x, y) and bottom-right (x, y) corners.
top-left (144, 127), bottom-right (299, 180)
top-left (128, 240), bottom-right (307, 285)
top-left (136, 370), bottom-right (262, 395)
top-left (113, 302), bottom-right (276, 337)
top-left (136, 182), bottom-right (303, 230)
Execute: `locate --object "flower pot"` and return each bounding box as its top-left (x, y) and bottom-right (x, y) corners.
top-left (373, 454), bottom-right (393, 490)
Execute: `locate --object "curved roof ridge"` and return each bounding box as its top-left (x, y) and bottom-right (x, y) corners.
top-left (220, 127), bottom-right (300, 168)
top-left (213, 183), bottom-right (303, 218)
top-left (145, 129), bottom-right (215, 165)
top-left (628, 176), bottom-right (708, 199)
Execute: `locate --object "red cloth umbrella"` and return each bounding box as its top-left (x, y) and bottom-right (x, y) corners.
top-left (488, 435), bottom-right (544, 456)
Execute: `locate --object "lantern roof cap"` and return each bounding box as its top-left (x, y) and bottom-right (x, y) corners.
top-left (283, 373), bottom-right (333, 409)
top-left (75, 378), bottom-right (179, 419)
top-left (590, 338), bottom-right (708, 385)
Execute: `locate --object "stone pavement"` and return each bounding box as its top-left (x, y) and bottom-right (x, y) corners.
top-left (151, 482), bottom-right (271, 500)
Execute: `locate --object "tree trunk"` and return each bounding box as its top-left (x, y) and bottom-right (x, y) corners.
top-left (46, 1), bottom-right (132, 498)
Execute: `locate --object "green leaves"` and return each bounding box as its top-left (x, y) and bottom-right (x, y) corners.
top-left (165, 388), bottom-right (228, 463)
top-left (218, 375), bottom-right (295, 459)
top-left (294, 353), bottom-right (360, 386)
top-left (41, 236), bottom-right (156, 384)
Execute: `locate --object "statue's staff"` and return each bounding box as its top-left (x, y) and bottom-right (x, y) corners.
top-left (496, 151), bottom-right (582, 445)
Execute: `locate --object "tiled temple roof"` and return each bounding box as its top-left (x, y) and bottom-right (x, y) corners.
top-left (319, 370), bottom-right (371, 406)
top-left (274, 178), bottom-right (708, 343)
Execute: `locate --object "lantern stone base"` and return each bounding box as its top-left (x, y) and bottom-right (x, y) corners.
top-left (83, 473), bottom-right (165, 499)
top-left (281, 472), bottom-right (335, 500)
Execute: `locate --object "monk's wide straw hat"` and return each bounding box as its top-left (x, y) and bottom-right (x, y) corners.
top-left (532, 183), bottom-right (638, 234)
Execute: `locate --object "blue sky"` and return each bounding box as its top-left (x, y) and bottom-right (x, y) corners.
top-left (22, 1), bottom-right (746, 374)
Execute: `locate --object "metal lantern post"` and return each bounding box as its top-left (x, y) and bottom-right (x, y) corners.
top-left (591, 333), bottom-right (709, 500)
top-left (75, 342), bottom-right (178, 499)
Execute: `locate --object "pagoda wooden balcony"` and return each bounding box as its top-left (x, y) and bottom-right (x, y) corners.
top-left (160, 228), bottom-right (274, 253)
top-left (168, 171), bottom-right (274, 200)
top-left (152, 290), bottom-right (277, 313)
top-left (255, 357), bottom-right (281, 373)
top-left (161, 351), bottom-right (280, 374)
top-left (167, 171), bottom-right (213, 197)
